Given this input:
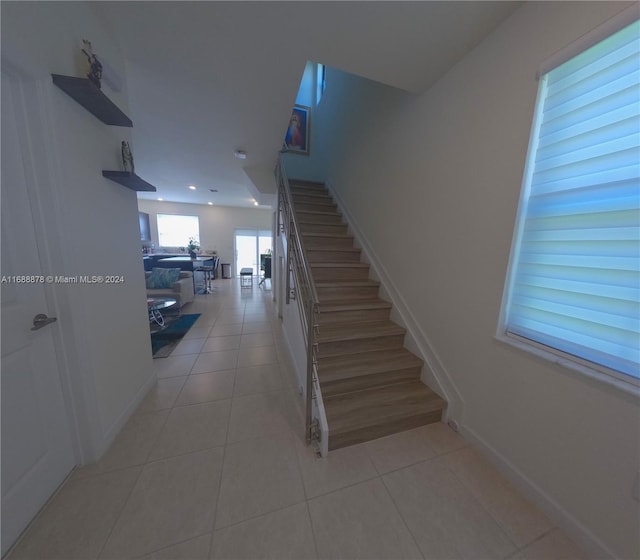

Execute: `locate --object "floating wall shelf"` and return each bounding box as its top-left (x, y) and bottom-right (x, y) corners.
top-left (51, 74), bottom-right (133, 127)
top-left (102, 171), bottom-right (156, 192)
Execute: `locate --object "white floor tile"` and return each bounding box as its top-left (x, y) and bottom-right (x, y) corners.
top-left (233, 364), bottom-right (282, 397)
top-left (139, 533), bottom-right (211, 559)
top-left (101, 448), bottom-right (223, 559)
top-left (175, 371), bottom-right (236, 406)
top-left (308, 478), bottom-right (423, 560)
top-left (519, 529), bottom-right (589, 560)
top-left (192, 349), bottom-right (238, 374)
top-left (215, 434), bottom-right (305, 529)
top-left (364, 424), bottom-right (438, 474)
top-left (296, 439), bottom-right (378, 499)
top-left (148, 400), bottom-right (230, 461)
top-left (210, 503), bottom-right (316, 560)
top-left (7, 467), bottom-right (141, 560)
top-left (383, 459), bottom-right (516, 559)
top-left (442, 447), bottom-right (553, 548)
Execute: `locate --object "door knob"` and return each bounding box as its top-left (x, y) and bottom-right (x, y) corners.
top-left (31, 313), bottom-right (57, 331)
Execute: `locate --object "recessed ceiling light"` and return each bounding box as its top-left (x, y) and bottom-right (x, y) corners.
top-left (234, 150), bottom-right (247, 160)
top-left (188, 185), bottom-right (196, 190)
top-left (157, 197), bottom-right (164, 201)
top-left (208, 202), bottom-right (213, 205)
top-left (253, 200), bottom-right (259, 206)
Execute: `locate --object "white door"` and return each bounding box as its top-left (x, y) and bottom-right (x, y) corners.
top-left (1, 71), bottom-right (76, 554)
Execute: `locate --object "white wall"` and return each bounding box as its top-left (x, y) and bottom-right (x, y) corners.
top-left (303, 2), bottom-right (639, 558)
top-left (137, 199), bottom-right (272, 276)
top-left (1, 2), bottom-right (155, 461)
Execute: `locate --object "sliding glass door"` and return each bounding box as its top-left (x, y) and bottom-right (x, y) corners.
top-left (234, 229), bottom-right (272, 276)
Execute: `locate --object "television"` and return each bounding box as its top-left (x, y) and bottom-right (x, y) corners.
top-left (139, 212), bottom-right (151, 242)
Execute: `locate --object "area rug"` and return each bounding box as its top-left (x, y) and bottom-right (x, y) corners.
top-left (151, 313), bottom-right (201, 358)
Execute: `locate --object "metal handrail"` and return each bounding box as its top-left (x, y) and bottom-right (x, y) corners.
top-left (275, 155), bottom-right (320, 445)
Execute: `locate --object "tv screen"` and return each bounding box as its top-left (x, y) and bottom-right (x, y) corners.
top-left (139, 212), bottom-right (151, 242)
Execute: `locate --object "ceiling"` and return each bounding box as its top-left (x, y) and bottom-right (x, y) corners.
top-left (95, 1), bottom-right (520, 209)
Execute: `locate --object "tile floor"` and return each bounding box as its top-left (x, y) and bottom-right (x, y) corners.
top-left (7, 280), bottom-right (590, 560)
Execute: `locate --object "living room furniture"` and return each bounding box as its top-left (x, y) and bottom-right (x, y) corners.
top-left (147, 297), bottom-right (177, 328)
top-left (259, 255), bottom-right (271, 287)
top-left (240, 268), bottom-right (253, 287)
top-left (194, 256), bottom-right (219, 294)
top-left (145, 270), bottom-right (194, 307)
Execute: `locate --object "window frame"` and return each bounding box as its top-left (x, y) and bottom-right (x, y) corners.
top-left (497, 8), bottom-right (640, 395)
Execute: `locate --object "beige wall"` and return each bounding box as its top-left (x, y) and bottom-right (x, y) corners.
top-left (138, 199), bottom-right (273, 277)
top-left (302, 2), bottom-right (639, 558)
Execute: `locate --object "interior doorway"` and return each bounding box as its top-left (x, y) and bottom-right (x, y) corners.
top-left (234, 229), bottom-right (272, 277)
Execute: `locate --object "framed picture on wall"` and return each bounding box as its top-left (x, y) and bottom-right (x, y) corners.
top-left (283, 104), bottom-right (310, 156)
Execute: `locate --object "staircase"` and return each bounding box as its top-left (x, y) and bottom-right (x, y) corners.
top-left (289, 179), bottom-right (446, 451)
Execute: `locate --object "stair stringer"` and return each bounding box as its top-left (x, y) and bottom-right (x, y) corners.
top-left (325, 179), bottom-right (465, 427)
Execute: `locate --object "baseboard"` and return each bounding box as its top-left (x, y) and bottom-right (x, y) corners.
top-left (461, 425), bottom-right (616, 560)
top-left (325, 180), bottom-right (465, 424)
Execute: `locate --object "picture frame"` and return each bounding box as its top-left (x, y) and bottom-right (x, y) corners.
top-left (283, 104), bottom-right (310, 156)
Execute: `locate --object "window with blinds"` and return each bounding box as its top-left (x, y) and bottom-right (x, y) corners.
top-left (502, 18), bottom-right (640, 386)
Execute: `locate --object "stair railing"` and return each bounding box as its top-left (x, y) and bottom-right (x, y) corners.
top-left (275, 155), bottom-right (321, 445)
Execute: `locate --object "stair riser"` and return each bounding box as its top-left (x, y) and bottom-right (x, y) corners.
top-left (307, 250), bottom-right (362, 263)
top-left (328, 409), bottom-right (443, 451)
top-left (303, 236), bottom-right (354, 250)
top-left (300, 222), bottom-right (348, 235)
top-left (317, 285), bottom-right (379, 302)
top-left (318, 307), bottom-right (391, 325)
top-left (320, 367), bottom-right (422, 398)
top-left (319, 334), bottom-right (405, 357)
top-left (296, 212), bottom-right (343, 225)
top-left (295, 202), bottom-right (338, 213)
top-left (312, 267), bottom-right (369, 282)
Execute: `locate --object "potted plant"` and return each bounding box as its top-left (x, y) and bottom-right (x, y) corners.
top-left (187, 237), bottom-right (200, 258)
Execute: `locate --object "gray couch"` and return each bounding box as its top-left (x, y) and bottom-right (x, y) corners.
top-left (145, 270), bottom-right (194, 307)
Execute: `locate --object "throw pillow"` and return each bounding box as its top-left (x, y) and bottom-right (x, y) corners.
top-left (146, 268), bottom-right (181, 289)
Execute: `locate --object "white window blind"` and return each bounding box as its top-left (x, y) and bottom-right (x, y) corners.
top-left (504, 19), bottom-right (640, 383)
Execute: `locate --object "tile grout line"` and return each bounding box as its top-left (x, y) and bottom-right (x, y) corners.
top-left (378, 473), bottom-right (427, 560)
top-left (208, 306), bottom-right (246, 559)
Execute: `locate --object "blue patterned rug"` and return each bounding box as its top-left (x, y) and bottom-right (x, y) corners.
top-left (151, 313), bottom-right (201, 358)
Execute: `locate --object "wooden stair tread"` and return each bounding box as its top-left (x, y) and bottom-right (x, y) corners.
top-left (312, 263), bottom-right (368, 269)
top-left (289, 179), bottom-right (326, 187)
top-left (308, 247), bottom-right (360, 254)
top-left (316, 280), bottom-right (379, 288)
top-left (319, 321), bottom-right (405, 342)
top-left (319, 300), bottom-right (390, 311)
top-left (299, 219), bottom-right (345, 225)
top-left (296, 209), bottom-right (342, 216)
top-left (319, 348), bottom-right (422, 378)
top-left (302, 232), bottom-right (353, 239)
top-left (324, 381), bottom-right (446, 438)
top-left (292, 192), bottom-right (332, 200)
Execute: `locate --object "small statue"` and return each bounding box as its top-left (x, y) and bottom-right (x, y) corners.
top-left (81, 40), bottom-right (103, 89)
top-left (121, 141), bottom-right (134, 173)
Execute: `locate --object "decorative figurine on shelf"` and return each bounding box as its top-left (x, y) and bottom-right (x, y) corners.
top-left (81, 39), bottom-right (103, 89)
top-left (121, 141), bottom-right (134, 173)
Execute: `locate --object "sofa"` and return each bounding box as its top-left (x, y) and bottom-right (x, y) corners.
top-left (145, 269), bottom-right (194, 308)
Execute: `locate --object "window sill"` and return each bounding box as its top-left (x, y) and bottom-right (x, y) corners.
top-left (494, 333), bottom-right (640, 398)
